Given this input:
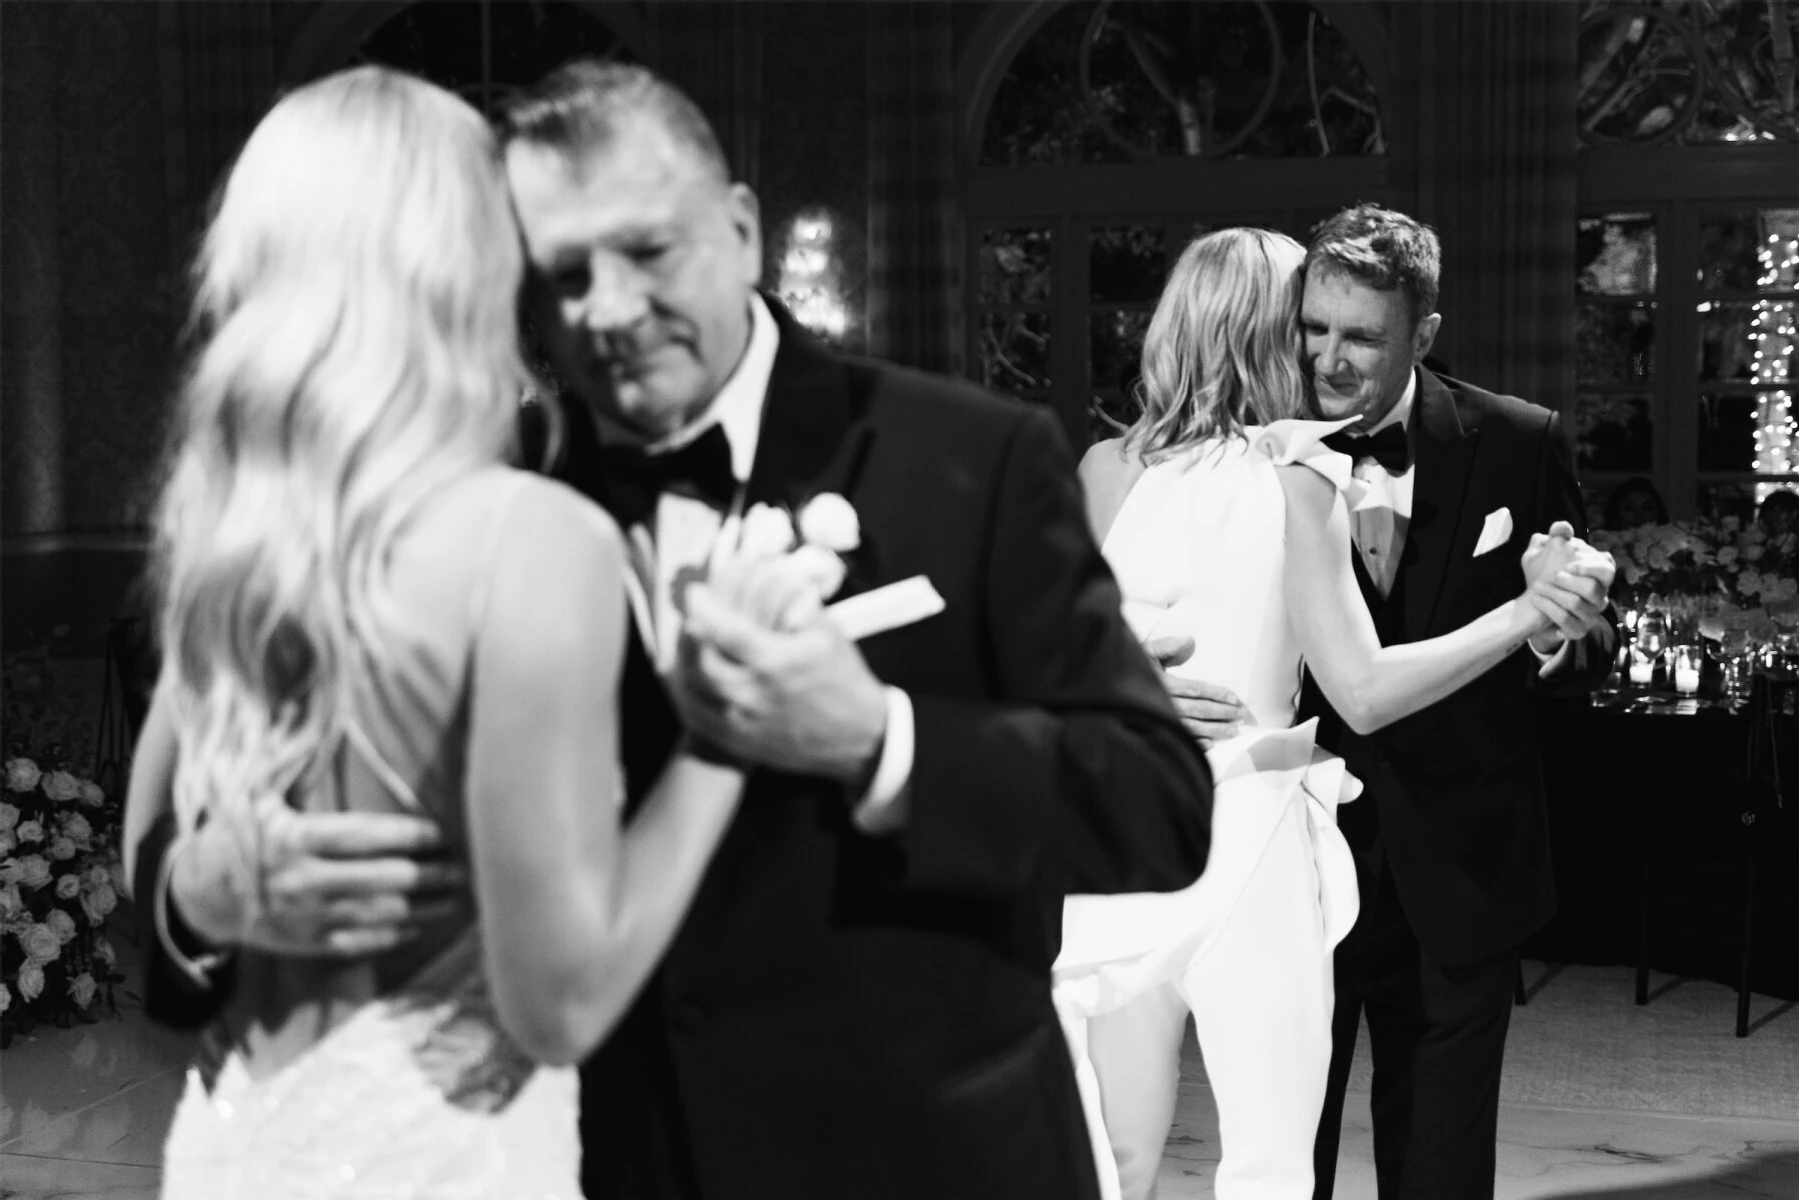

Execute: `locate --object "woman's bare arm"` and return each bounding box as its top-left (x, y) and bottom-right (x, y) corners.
top-left (467, 482), bottom-right (743, 1066)
top-left (1277, 464), bottom-right (1564, 735)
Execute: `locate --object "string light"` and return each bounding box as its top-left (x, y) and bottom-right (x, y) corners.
top-left (1749, 232), bottom-right (1799, 504)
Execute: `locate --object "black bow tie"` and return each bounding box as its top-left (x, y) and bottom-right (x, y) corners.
top-left (1323, 424), bottom-right (1410, 474)
top-left (593, 423), bottom-right (737, 530)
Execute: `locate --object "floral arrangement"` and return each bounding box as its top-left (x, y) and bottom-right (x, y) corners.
top-left (1590, 518), bottom-right (1799, 651)
top-left (1, 643), bottom-right (128, 1045)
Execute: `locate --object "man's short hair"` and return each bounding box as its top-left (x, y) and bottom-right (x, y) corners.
top-left (496, 59), bottom-right (731, 186)
top-left (1305, 204), bottom-right (1441, 326)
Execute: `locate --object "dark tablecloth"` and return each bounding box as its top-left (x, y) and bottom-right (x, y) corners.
top-left (1524, 683), bottom-right (1799, 1000)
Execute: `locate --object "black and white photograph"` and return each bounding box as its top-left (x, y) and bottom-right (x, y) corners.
top-left (1, 2), bottom-right (1795, 1198)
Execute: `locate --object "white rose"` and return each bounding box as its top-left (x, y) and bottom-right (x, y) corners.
top-left (20, 921), bottom-right (62, 963)
top-left (16, 820), bottom-right (43, 844)
top-left (17, 959), bottom-right (45, 1001)
top-left (58, 812), bottom-right (93, 848)
top-left (93, 936), bottom-right (116, 969)
top-left (87, 863), bottom-right (112, 890)
top-left (0, 981), bottom-right (10, 1013)
top-left (81, 882), bottom-right (117, 925)
top-left (0, 882), bottom-right (22, 920)
top-left (17, 855), bottom-right (51, 889)
top-left (78, 780), bottom-right (104, 807)
top-left (47, 835), bottom-right (77, 861)
top-left (67, 971), bottom-right (97, 1009)
top-left (55, 873), bottom-right (81, 900)
top-left (798, 493), bottom-right (861, 553)
top-left (42, 771), bottom-right (82, 803)
top-left (0, 800), bottom-right (20, 830)
top-left (5, 759), bottom-right (41, 794)
top-left (46, 907), bottom-right (77, 944)
top-left (0, 828), bottom-right (14, 857)
top-left (737, 503), bottom-right (797, 559)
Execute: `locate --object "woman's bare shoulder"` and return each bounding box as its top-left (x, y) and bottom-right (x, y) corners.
top-left (1079, 438), bottom-right (1146, 544)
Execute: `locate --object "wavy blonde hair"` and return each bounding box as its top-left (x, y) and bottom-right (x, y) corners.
top-left (153, 66), bottom-right (533, 832)
top-left (1124, 228), bottom-right (1308, 463)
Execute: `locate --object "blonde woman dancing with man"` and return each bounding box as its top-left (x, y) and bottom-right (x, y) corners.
top-left (1053, 228), bottom-right (1602, 1200)
top-left (118, 67), bottom-right (804, 1198)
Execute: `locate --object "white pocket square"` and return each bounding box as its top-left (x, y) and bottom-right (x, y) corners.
top-left (825, 575), bottom-right (945, 641)
top-left (1472, 507), bottom-right (1514, 557)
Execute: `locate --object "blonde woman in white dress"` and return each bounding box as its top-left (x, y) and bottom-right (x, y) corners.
top-left (1054, 229), bottom-right (1580, 1200)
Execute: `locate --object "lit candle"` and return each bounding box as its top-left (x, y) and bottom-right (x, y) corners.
top-left (1629, 659), bottom-right (1654, 685)
top-left (1671, 645), bottom-right (1702, 695)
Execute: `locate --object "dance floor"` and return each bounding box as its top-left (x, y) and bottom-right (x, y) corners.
top-left (3, 945), bottom-right (1795, 1199)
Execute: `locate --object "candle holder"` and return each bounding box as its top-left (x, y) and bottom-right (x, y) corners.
top-left (1671, 644), bottom-right (1702, 695)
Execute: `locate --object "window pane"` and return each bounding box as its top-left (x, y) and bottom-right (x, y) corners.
top-left (1090, 309), bottom-right (1153, 393)
top-left (1091, 389), bottom-right (1139, 447)
top-left (979, 0), bottom-right (1384, 165)
top-left (1576, 212), bottom-right (1656, 294)
top-left (1699, 209), bottom-right (1799, 292)
top-left (1698, 300), bottom-right (1797, 385)
top-left (1090, 226), bottom-right (1166, 304)
top-left (979, 228), bottom-right (1053, 306)
top-left (979, 313), bottom-right (1051, 391)
top-left (1697, 390), bottom-right (1799, 472)
top-left (1577, 302), bottom-right (1655, 384)
top-left (1574, 392), bottom-right (1652, 473)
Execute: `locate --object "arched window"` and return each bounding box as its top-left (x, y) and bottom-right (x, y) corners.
top-left (961, 0), bottom-right (1391, 448)
top-left (1573, 0), bottom-right (1799, 521)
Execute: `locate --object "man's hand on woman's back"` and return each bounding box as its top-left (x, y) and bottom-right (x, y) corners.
top-left (171, 796), bottom-right (469, 958)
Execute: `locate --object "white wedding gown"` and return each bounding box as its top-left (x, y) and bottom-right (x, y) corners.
top-left (1055, 420), bottom-right (1367, 1200)
top-left (159, 932), bottom-right (582, 1199)
top-left (157, 471), bottom-right (584, 1200)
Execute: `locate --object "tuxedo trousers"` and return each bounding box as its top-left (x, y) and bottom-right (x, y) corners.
top-left (1064, 796), bottom-right (1336, 1200)
top-left (1311, 864), bottom-right (1519, 1200)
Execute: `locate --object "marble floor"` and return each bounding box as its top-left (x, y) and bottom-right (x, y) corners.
top-left (2, 956), bottom-right (1795, 1199)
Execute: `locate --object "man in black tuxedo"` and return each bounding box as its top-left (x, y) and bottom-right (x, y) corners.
top-left (1292, 206), bottom-right (1616, 1200)
top-left (132, 62), bottom-right (1212, 1200)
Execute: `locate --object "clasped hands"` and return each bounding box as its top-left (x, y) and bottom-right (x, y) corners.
top-left (669, 552), bottom-right (890, 787)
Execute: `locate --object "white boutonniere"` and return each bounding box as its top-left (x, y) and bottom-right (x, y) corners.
top-left (708, 493), bottom-right (862, 629)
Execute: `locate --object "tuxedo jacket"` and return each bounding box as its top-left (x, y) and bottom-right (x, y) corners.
top-left (137, 301), bottom-right (1213, 1200)
top-left (1299, 369), bottom-right (1613, 968)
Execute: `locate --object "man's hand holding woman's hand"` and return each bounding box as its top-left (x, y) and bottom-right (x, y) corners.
top-left (1520, 520), bottom-right (1616, 653)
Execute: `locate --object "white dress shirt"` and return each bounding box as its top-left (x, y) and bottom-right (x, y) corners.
top-left (1343, 369), bottom-right (1571, 669)
top-left (1344, 371), bottom-right (1417, 598)
top-left (622, 294), bottom-right (913, 829)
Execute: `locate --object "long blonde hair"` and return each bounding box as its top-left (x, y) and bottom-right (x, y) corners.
top-left (1125, 228), bottom-right (1308, 463)
top-left (153, 66), bottom-right (532, 832)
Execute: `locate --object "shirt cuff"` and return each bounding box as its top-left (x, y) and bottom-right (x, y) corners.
top-left (154, 835), bottom-right (233, 988)
top-left (850, 687), bottom-right (914, 835)
top-left (1529, 636), bottom-right (1575, 675)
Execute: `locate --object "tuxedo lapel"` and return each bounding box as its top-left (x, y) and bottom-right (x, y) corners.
top-left (746, 299), bottom-right (873, 514)
top-left (1401, 370), bottom-right (1480, 639)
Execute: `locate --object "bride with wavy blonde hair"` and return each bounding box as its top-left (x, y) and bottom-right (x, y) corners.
top-left (1054, 227), bottom-right (1576, 1200)
top-left (125, 66), bottom-right (749, 1199)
